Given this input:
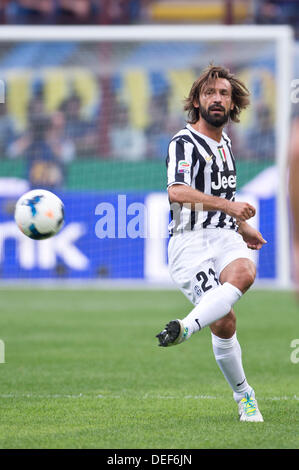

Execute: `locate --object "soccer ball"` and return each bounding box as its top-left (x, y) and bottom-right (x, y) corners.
top-left (14, 189), bottom-right (64, 240)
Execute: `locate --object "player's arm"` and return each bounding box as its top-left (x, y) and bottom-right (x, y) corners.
top-left (168, 184), bottom-right (256, 222)
top-left (237, 220), bottom-right (267, 250)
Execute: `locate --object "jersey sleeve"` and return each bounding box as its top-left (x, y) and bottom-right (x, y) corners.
top-left (166, 137), bottom-right (194, 188)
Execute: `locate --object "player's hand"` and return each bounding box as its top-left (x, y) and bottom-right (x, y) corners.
top-left (225, 200), bottom-right (256, 222)
top-left (238, 222), bottom-right (267, 250)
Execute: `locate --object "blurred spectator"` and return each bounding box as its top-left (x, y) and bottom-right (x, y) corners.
top-left (243, 103), bottom-right (275, 160)
top-left (27, 92), bottom-right (46, 120)
top-left (254, 0), bottom-right (299, 37)
top-left (98, 0), bottom-right (148, 24)
top-left (1, 0), bottom-right (149, 24)
top-left (5, 0), bottom-right (55, 24)
top-left (60, 93), bottom-right (98, 157)
top-left (7, 105), bottom-right (75, 189)
top-left (56, 0), bottom-right (99, 25)
top-left (0, 1), bottom-right (6, 23)
top-left (109, 103), bottom-right (146, 160)
top-left (146, 113), bottom-right (184, 159)
top-left (0, 102), bottom-right (17, 159)
top-left (145, 95), bottom-right (172, 159)
top-left (46, 110), bottom-right (75, 164)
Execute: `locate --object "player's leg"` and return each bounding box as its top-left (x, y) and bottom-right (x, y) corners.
top-left (156, 228), bottom-right (253, 346)
top-left (177, 226), bottom-right (257, 338)
top-left (210, 309), bottom-right (253, 401)
top-left (158, 258), bottom-right (256, 346)
top-left (173, 258), bottom-right (255, 340)
top-left (219, 257), bottom-right (256, 294)
top-left (156, 229), bottom-right (263, 420)
top-left (210, 260), bottom-right (253, 400)
top-left (156, 229), bottom-right (219, 346)
top-left (214, 259), bottom-right (263, 421)
top-left (156, 230), bottom-right (254, 346)
top-left (156, 261), bottom-right (245, 347)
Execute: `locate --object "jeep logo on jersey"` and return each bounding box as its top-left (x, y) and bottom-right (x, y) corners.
top-left (211, 171), bottom-right (236, 192)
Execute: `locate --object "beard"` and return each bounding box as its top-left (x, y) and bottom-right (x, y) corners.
top-left (199, 104), bottom-right (230, 128)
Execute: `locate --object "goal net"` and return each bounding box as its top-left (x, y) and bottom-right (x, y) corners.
top-left (0, 25), bottom-right (293, 287)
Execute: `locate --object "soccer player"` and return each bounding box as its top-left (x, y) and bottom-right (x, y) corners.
top-left (156, 65), bottom-right (266, 422)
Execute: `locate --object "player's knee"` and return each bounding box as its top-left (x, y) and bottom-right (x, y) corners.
top-left (240, 265), bottom-right (256, 292)
top-left (229, 263), bottom-right (256, 293)
top-left (220, 259), bottom-right (256, 293)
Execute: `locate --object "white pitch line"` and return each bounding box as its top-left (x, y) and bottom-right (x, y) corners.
top-left (0, 393), bottom-right (298, 401)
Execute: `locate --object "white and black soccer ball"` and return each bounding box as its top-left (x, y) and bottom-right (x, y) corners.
top-left (14, 189), bottom-right (64, 240)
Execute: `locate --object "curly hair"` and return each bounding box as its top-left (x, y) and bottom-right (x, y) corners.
top-left (184, 64), bottom-right (250, 124)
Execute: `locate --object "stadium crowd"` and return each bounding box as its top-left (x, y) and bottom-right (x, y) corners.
top-left (0, 78), bottom-right (183, 184)
top-left (0, 0), bottom-right (297, 191)
top-left (0, 1), bottom-right (298, 33)
top-left (0, 0), bottom-right (149, 24)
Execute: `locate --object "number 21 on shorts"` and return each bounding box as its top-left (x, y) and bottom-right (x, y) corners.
top-left (193, 267), bottom-right (219, 300)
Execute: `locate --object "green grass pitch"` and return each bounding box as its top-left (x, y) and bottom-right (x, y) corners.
top-left (0, 287), bottom-right (298, 449)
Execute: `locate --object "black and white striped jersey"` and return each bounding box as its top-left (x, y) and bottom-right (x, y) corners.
top-left (166, 123), bottom-right (237, 234)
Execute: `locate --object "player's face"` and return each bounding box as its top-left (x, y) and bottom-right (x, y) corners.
top-left (196, 78), bottom-right (235, 128)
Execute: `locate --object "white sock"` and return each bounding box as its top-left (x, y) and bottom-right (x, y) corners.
top-left (211, 332), bottom-right (253, 403)
top-left (182, 282), bottom-right (242, 336)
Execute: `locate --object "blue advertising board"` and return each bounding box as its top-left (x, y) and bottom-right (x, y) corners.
top-left (0, 190), bottom-right (276, 282)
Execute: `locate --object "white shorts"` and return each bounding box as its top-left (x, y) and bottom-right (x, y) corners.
top-left (168, 228), bottom-right (254, 306)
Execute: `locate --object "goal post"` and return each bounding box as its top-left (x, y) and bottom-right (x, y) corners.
top-left (0, 25), bottom-right (294, 288)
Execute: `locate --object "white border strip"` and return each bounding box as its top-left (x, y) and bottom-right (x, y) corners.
top-left (275, 32), bottom-right (293, 288)
top-left (0, 279), bottom-right (293, 290)
top-left (0, 24), bottom-right (293, 42)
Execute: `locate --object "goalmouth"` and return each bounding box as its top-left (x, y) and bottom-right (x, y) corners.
top-left (0, 25), bottom-right (294, 288)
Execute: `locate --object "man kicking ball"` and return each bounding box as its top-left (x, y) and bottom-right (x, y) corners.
top-left (156, 65), bottom-right (266, 422)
